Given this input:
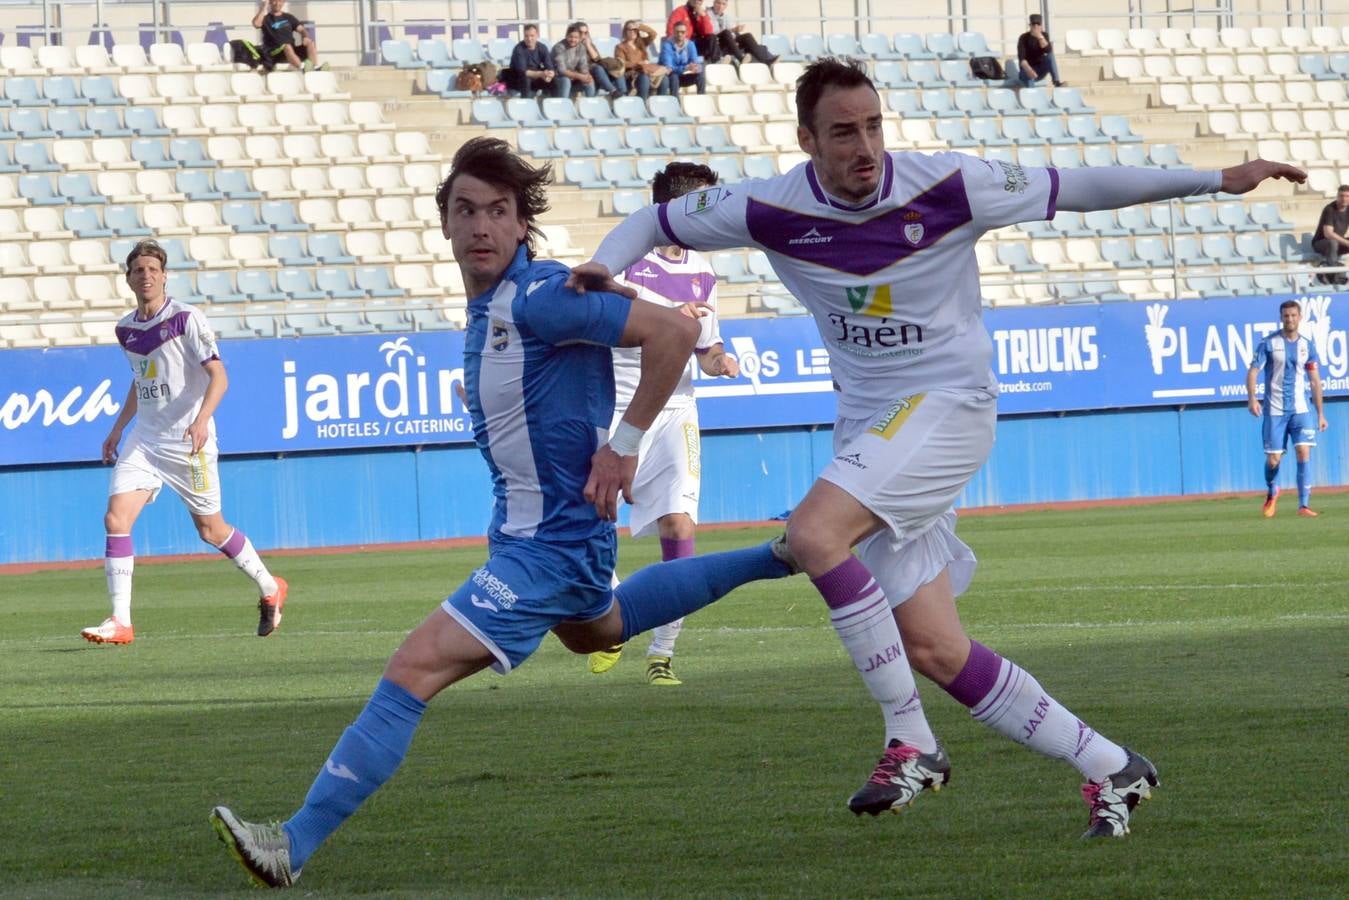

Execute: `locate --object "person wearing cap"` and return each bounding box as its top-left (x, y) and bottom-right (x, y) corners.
top-left (1017, 14), bottom-right (1065, 88)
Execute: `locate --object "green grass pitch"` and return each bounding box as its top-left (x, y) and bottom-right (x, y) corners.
top-left (1, 494), bottom-right (1346, 898)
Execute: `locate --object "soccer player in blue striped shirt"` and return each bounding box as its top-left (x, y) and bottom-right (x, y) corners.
top-left (1246, 299), bottom-right (1328, 517)
top-left (209, 138), bottom-right (794, 888)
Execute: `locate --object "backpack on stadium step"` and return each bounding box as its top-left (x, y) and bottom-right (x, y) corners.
top-left (969, 56), bottom-right (1004, 80)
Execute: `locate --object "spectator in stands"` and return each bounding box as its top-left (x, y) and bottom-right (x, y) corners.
top-left (576, 22), bottom-right (629, 97)
top-left (1016, 13), bottom-right (1064, 88)
top-left (1311, 184), bottom-right (1349, 285)
top-left (82, 239), bottom-right (288, 648)
top-left (667, 0), bottom-right (720, 62)
top-left (660, 21), bottom-right (707, 95)
top-left (552, 22), bottom-right (625, 99)
top-left (707, 0), bottom-right (778, 66)
top-left (251, 0), bottom-right (326, 71)
top-left (507, 23), bottom-right (557, 98)
top-left (616, 20), bottom-right (665, 99)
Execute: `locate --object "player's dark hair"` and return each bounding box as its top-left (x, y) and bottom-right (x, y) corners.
top-left (565, 22), bottom-right (582, 37)
top-left (796, 57), bottom-right (877, 132)
top-left (1339, 184), bottom-right (1349, 193)
top-left (1280, 299), bottom-right (1301, 313)
top-left (652, 162), bottom-right (718, 204)
top-left (435, 137), bottom-right (552, 259)
top-left (124, 239), bottom-right (167, 272)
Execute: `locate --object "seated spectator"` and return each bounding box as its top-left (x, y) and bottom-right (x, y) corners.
top-left (616, 20), bottom-right (666, 100)
top-left (552, 22), bottom-right (625, 99)
top-left (506, 23), bottom-right (556, 98)
top-left (1312, 184), bottom-right (1349, 285)
top-left (659, 21), bottom-right (707, 94)
top-left (667, 0), bottom-right (720, 62)
top-left (707, 0), bottom-right (777, 65)
top-left (252, 0), bottom-right (326, 71)
top-left (576, 22), bottom-right (629, 97)
top-left (1017, 14), bottom-right (1064, 87)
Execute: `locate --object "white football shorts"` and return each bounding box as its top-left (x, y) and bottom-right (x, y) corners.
top-left (617, 403), bottom-right (701, 539)
top-left (820, 387), bottom-right (996, 606)
top-left (109, 431), bottom-right (223, 516)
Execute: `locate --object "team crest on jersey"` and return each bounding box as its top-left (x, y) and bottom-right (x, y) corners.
top-left (490, 318), bottom-right (510, 351)
top-left (685, 187), bottom-right (723, 214)
top-left (902, 210), bottom-right (924, 245)
top-left (159, 327), bottom-right (169, 340)
top-left (691, 278), bottom-right (702, 298)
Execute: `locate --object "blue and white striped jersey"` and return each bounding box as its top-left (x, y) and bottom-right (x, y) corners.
top-left (462, 246), bottom-right (631, 542)
top-left (1252, 330), bottom-right (1321, 416)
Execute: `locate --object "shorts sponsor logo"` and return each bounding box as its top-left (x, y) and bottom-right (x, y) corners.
top-left (868, 393), bottom-right (924, 440)
top-left (471, 566), bottom-right (519, 610)
top-left (683, 422), bottom-right (701, 476)
top-left (188, 450), bottom-right (210, 492)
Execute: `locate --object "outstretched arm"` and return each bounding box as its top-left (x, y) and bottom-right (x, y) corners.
top-left (566, 205), bottom-right (663, 294)
top-left (1056, 159), bottom-right (1305, 212)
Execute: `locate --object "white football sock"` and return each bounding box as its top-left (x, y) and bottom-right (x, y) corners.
top-left (646, 618), bottom-right (683, 658)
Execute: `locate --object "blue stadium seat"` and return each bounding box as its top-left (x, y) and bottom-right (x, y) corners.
top-left (995, 242), bottom-right (1045, 272)
top-left (1101, 115), bottom-right (1144, 143)
top-left (987, 88), bottom-right (1025, 116)
top-left (647, 94), bottom-right (692, 124)
top-left (744, 155), bottom-right (777, 180)
top-left (541, 97), bottom-right (586, 127)
top-left (158, 238), bottom-right (197, 270)
top-left (198, 269), bottom-right (248, 304)
top-left (1149, 204), bottom-right (1192, 234)
top-left (1201, 235), bottom-right (1244, 266)
top-left (872, 60), bottom-right (911, 89)
top-left (10, 108), bottom-right (54, 139)
top-left (177, 169), bottom-right (223, 201)
top-left (1017, 87), bottom-right (1053, 114)
top-left (554, 128), bottom-right (598, 158)
top-left (953, 88), bottom-right (993, 116)
top-left (563, 158), bottom-right (606, 189)
top-left (907, 60), bottom-right (943, 88)
top-left (1222, 274), bottom-right (1256, 295)
top-left (624, 125), bottom-right (665, 156)
top-left (517, 128), bottom-right (561, 158)
top-left (1052, 87), bottom-right (1091, 114)
top-left (860, 33), bottom-right (900, 60)
top-left (1001, 117), bottom-right (1033, 144)
top-left (1254, 272), bottom-right (1294, 294)
top-left (167, 271), bottom-right (203, 304)
top-left (15, 141), bottom-right (60, 172)
top-left (967, 118), bottom-right (1010, 146)
top-left (599, 157), bottom-right (645, 188)
top-left (469, 98), bottom-right (510, 128)
top-left (892, 32), bottom-right (934, 59)
top-left (1184, 204), bottom-right (1225, 234)
top-left (1050, 145), bottom-right (1084, 168)
top-left (957, 32), bottom-right (991, 56)
top-left (1016, 146), bottom-right (1049, 168)
top-left (354, 266), bottom-right (405, 298)
top-left (759, 34), bottom-right (797, 61)
top-left (81, 75), bottom-right (127, 106)
top-left (381, 40), bottom-right (426, 69)
top-left (417, 39), bottom-right (457, 69)
top-left (710, 251), bottom-right (751, 282)
top-left (925, 32), bottom-right (959, 58)
top-left (49, 107), bottom-right (93, 138)
top-left (1115, 144), bottom-right (1150, 168)
top-left (1067, 115), bottom-right (1110, 144)
top-left (325, 301), bottom-right (371, 334)
top-left (505, 97), bottom-right (547, 127)
top-left (57, 172), bottom-right (103, 204)
top-left (62, 205), bottom-right (109, 238)
top-left (123, 106), bottom-right (168, 136)
top-left (574, 95), bottom-right (621, 126)
top-left (707, 155), bottom-right (744, 183)
top-left (237, 268), bottom-right (285, 301)
top-left (794, 33), bottom-right (826, 60)
top-left (44, 76), bottom-right (88, 106)
top-left (216, 169), bottom-right (261, 200)
top-left (695, 123), bottom-right (738, 155)
top-left (1251, 203), bottom-right (1294, 231)
top-left (278, 267), bottom-right (326, 299)
top-left (827, 33), bottom-right (863, 58)
top-left (131, 139), bottom-right (175, 169)
top-left (269, 234), bottom-right (317, 266)
top-left (1082, 144), bottom-right (1116, 168)
top-left (589, 126), bottom-right (634, 157)
top-left (260, 201), bottom-right (307, 233)
top-left (1033, 116), bottom-right (1075, 145)
top-left (1173, 235), bottom-right (1206, 265)
top-left (1234, 233), bottom-right (1280, 264)
top-left (1216, 202), bottom-right (1258, 232)
top-left (0, 144), bottom-right (19, 173)
top-left (5, 77), bottom-right (46, 107)
top-left (1129, 237), bottom-right (1171, 268)
top-left (1084, 209), bottom-right (1128, 237)
top-left (611, 96), bottom-right (659, 126)
top-left (939, 58), bottom-right (981, 87)
top-left (106, 204), bottom-right (152, 235)
top-left (308, 233), bottom-right (356, 265)
top-left (935, 119), bottom-right (975, 147)
top-left (1297, 53), bottom-right (1335, 80)
top-left (920, 88), bottom-right (960, 117)
top-left (611, 189), bottom-right (648, 215)
top-left (1273, 232), bottom-right (1309, 260)
top-left (658, 124), bottom-right (699, 155)
top-left (451, 38), bottom-right (488, 65)
top-left (886, 90), bottom-right (926, 118)
top-left (223, 201), bottom-right (269, 233)
top-left (1148, 144), bottom-right (1185, 168)
top-left (170, 137), bottom-right (216, 168)
top-left (1100, 238), bottom-right (1137, 266)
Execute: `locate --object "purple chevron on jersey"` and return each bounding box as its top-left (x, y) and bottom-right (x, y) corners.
top-left (116, 307), bottom-right (193, 357)
top-left (745, 170), bottom-right (974, 276)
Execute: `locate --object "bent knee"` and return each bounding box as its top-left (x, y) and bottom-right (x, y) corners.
top-left (903, 636), bottom-right (969, 685)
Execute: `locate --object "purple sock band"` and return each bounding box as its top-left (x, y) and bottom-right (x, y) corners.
top-left (660, 537), bottom-right (695, 561)
top-left (105, 534), bottom-right (133, 558)
top-left (943, 639), bottom-right (1003, 708)
top-left (811, 556), bottom-right (875, 610)
top-left (217, 528), bottom-right (246, 559)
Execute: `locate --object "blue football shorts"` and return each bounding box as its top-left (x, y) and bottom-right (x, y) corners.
top-left (1263, 411), bottom-right (1317, 453)
top-left (441, 533), bottom-right (617, 674)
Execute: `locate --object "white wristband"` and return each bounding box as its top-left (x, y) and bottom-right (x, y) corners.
top-left (608, 419), bottom-right (645, 456)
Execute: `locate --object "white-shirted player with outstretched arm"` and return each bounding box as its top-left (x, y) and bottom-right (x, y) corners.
top-left (570, 57), bottom-right (1307, 838)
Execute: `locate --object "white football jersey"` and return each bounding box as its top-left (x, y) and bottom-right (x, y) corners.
top-left (652, 151), bottom-right (1058, 416)
top-left (114, 298), bottom-right (221, 441)
top-left (612, 248), bottom-right (722, 411)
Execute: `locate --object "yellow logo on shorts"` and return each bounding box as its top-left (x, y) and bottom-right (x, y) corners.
top-left (189, 451), bottom-right (210, 492)
top-left (868, 394), bottom-right (925, 440)
top-left (683, 422), bottom-right (701, 476)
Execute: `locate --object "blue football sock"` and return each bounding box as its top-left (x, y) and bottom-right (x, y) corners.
top-left (617, 541), bottom-right (789, 642)
top-left (283, 678), bottom-right (426, 870)
top-left (1297, 459), bottom-right (1311, 508)
top-left (1264, 460), bottom-right (1279, 495)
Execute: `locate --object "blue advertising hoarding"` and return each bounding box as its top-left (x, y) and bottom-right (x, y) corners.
top-left (3, 292), bottom-right (1346, 467)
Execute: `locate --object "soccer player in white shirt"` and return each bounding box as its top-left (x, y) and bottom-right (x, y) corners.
top-left (1246, 299), bottom-right (1328, 517)
top-left (586, 163), bottom-right (741, 685)
top-left (571, 58), bottom-right (1306, 838)
top-left (81, 239), bottom-right (288, 645)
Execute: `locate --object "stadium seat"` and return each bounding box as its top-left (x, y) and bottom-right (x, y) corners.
top-left (355, 266), bottom-right (405, 298)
